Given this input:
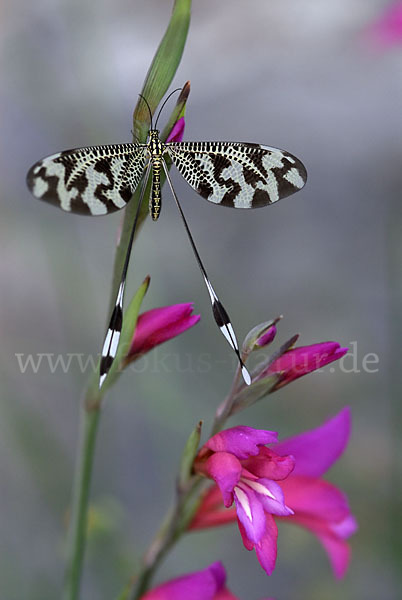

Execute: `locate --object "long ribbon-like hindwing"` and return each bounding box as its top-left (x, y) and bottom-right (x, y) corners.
top-left (163, 162), bottom-right (252, 385)
top-left (98, 163), bottom-right (151, 388)
top-left (100, 281), bottom-right (125, 387)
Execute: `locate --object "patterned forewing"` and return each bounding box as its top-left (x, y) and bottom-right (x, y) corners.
top-left (27, 143), bottom-right (147, 215)
top-left (166, 141), bottom-right (307, 208)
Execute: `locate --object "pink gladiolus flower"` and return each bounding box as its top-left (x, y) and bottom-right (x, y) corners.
top-left (166, 116), bottom-right (185, 142)
top-left (191, 409), bottom-right (357, 579)
top-left (126, 303), bottom-right (200, 362)
top-left (264, 342), bottom-right (347, 389)
top-left (194, 426), bottom-right (296, 575)
top-left (366, 2), bottom-right (402, 48)
top-left (140, 561), bottom-right (272, 600)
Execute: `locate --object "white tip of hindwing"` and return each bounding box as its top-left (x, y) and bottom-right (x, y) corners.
top-left (241, 364), bottom-right (252, 386)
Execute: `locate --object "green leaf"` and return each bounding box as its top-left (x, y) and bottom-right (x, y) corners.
top-left (178, 421), bottom-right (202, 491)
top-left (133, 0), bottom-right (192, 142)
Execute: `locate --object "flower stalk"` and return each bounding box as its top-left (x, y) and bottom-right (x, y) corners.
top-left (130, 475), bottom-right (204, 600)
top-left (62, 401), bottom-right (100, 600)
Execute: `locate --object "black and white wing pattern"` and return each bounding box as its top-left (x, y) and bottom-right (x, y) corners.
top-left (166, 141), bottom-right (307, 208)
top-left (26, 143), bottom-right (148, 216)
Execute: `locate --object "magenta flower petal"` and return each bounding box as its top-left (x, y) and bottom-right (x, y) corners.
top-left (250, 479), bottom-right (293, 517)
top-left (208, 561), bottom-right (226, 591)
top-left (141, 561), bottom-right (226, 600)
top-left (284, 510), bottom-right (357, 579)
top-left (234, 484), bottom-right (267, 544)
top-left (166, 116), bottom-right (185, 142)
top-left (279, 474), bottom-right (357, 578)
top-left (332, 513), bottom-right (359, 539)
top-left (316, 528), bottom-right (352, 579)
top-left (273, 408), bottom-right (351, 478)
top-left (242, 447), bottom-right (295, 481)
top-left (205, 426), bottom-right (278, 460)
top-left (237, 518), bottom-right (254, 551)
top-left (254, 514), bottom-right (278, 575)
top-left (190, 486), bottom-right (237, 530)
top-left (281, 476), bottom-right (351, 522)
top-left (128, 303), bottom-right (200, 359)
top-left (204, 453), bottom-right (242, 507)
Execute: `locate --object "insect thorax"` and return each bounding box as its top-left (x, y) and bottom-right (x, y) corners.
top-left (148, 129), bottom-right (164, 157)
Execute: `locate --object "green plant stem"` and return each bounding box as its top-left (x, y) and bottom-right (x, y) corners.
top-left (211, 364), bottom-right (243, 435)
top-left (130, 477), bottom-right (203, 600)
top-left (63, 398), bottom-right (101, 600)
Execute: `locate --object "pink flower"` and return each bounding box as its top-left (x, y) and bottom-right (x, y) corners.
top-left (264, 342), bottom-right (347, 389)
top-left (366, 2), bottom-right (402, 48)
top-left (140, 561), bottom-right (272, 600)
top-left (126, 303), bottom-right (200, 362)
top-left (166, 116), bottom-right (185, 142)
top-left (194, 427), bottom-right (296, 575)
top-left (191, 409), bottom-right (357, 578)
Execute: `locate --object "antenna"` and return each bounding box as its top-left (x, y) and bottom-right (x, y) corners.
top-left (138, 94), bottom-right (153, 130)
top-left (154, 88), bottom-right (182, 129)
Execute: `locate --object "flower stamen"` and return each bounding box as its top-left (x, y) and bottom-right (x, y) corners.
top-left (244, 478), bottom-right (276, 500)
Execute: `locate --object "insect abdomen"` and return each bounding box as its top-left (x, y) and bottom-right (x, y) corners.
top-left (150, 158), bottom-right (161, 221)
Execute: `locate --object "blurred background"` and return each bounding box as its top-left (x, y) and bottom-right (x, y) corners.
top-left (1, 1), bottom-right (401, 598)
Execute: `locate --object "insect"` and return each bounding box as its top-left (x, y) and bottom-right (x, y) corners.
top-left (26, 90), bottom-right (307, 388)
